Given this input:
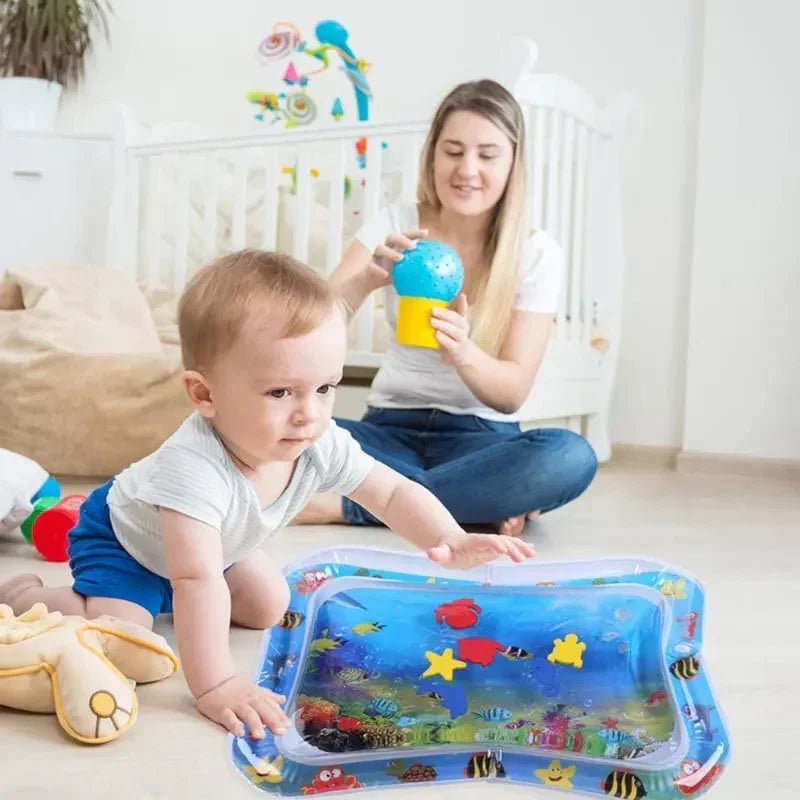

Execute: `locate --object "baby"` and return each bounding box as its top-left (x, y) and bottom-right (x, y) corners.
top-left (0, 249), bottom-right (534, 739)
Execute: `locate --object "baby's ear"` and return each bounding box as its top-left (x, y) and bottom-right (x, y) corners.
top-left (182, 370), bottom-right (214, 417)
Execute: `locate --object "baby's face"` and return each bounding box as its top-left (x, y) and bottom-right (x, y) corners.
top-left (206, 307), bottom-right (346, 463)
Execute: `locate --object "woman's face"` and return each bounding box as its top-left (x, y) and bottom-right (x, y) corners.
top-left (433, 110), bottom-right (514, 218)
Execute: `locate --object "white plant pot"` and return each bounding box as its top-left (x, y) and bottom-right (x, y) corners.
top-left (0, 77), bottom-right (63, 131)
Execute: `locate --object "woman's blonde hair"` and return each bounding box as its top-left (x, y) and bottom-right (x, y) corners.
top-left (418, 79), bottom-right (528, 357)
top-left (178, 249), bottom-right (335, 372)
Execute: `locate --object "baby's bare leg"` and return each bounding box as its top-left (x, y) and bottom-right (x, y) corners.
top-left (225, 550), bottom-right (290, 630)
top-left (0, 573), bottom-right (153, 628)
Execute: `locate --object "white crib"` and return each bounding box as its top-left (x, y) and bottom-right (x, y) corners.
top-left (104, 38), bottom-right (632, 461)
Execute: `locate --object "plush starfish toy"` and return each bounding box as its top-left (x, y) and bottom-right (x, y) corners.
top-left (0, 603), bottom-right (179, 743)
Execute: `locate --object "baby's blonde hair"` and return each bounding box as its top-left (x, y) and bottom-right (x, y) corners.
top-left (418, 79), bottom-right (529, 357)
top-left (178, 249), bottom-right (335, 372)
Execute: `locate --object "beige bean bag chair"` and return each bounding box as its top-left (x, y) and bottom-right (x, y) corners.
top-left (0, 265), bottom-right (192, 477)
top-left (0, 603), bottom-right (178, 743)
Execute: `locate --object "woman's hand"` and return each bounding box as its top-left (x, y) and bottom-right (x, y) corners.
top-left (431, 293), bottom-right (477, 367)
top-left (364, 229), bottom-right (428, 291)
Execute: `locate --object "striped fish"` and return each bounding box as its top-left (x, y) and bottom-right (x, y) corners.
top-left (670, 655), bottom-right (701, 680)
top-left (473, 707), bottom-right (513, 723)
top-left (277, 609), bottom-right (304, 630)
top-left (602, 770), bottom-right (648, 798)
top-left (364, 697), bottom-right (399, 718)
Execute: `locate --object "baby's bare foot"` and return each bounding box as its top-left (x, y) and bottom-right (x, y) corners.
top-left (496, 511), bottom-right (541, 537)
top-left (0, 574), bottom-right (43, 606)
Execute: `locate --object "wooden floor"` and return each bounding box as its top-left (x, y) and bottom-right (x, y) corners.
top-left (1, 463), bottom-right (795, 799)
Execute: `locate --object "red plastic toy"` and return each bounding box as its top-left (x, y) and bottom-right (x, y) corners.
top-left (31, 494), bottom-right (85, 562)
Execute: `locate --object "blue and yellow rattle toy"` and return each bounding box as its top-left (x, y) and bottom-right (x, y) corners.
top-left (392, 240), bottom-right (464, 349)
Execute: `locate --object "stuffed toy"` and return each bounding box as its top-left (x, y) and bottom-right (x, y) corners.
top-left (0, 448), bottom-right (52, 537)
top-left (0, 603), bottom-right (179, 743)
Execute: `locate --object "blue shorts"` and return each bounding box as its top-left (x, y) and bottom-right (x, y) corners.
top-left (68, 480), bottom-right (174, 619)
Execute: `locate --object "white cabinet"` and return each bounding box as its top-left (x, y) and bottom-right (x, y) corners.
top-left (0, 132), bottom-right (113, 270)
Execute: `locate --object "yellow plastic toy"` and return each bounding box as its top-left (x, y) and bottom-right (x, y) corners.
top-left (0, 603), bottom-right (179, 743)
top-left (392, 240), bottom-right (464, 349)
top-left (421, 647), bottom-right (467, 681)
top-left (535, 759), bottom-right (577, 790)
top-left (547, 633), bottom-right (587, 669)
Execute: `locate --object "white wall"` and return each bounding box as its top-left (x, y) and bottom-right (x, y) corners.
top-left (57, 0), bottom-right (702, 449)
top-left (682, 0), bottom-right (800, 460)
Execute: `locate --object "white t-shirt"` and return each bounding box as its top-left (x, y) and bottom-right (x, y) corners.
top-left (107, 413), bottom-right (374, 577)
top-left (355, 203), bottom-right (564, 421)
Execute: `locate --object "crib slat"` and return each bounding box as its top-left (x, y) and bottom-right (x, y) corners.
top-left (232, 158), bottom-right (247, 250)
top-left (260, 149), bottom-right (279, 251)
top-left (570, 124), bottom-right (589, 343)
top-left (402, 136), bottom-right (421, 205)
top-left (144, 155), bottom-right (162, 283)
top-left (530, 106), bottom-right (546, 230)
top-left (202, 155), bottom-right (218, 261)
top-left (363, 135), bottom-right (383, 219)
top-left (173, 158), bottom-right (190, 290)
top-left (559, 116), bottom-right (575, 339)
top-left (293, 150), bottom-right (313, 262)
top-left (124, 153), bottom-right (141, 279)
top-left (545, 110), bottom-right (566, 337)
top-left (583, 130), bottom-right (599, 345)
top-left (326, 142), bottom-right (346, 274)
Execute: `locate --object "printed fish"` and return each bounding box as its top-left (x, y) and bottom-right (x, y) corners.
top-left (434, 598), bottom-right (481, 629)
top-left (646, 691), bottom-right (668, 707)
top-left (294, 569), bottom-right (328, 595)
top-left (473, 707), bottom-right (513, 723)
top-left (602, 770), bottom-right (648, 798)
top-left (670, 656), bottom-right (701, 681)
top-left (266, 653), bottom-right (296, 680)
top-left (505, 718), bottom-right (536, 729)
top-left (674, 758), bottom-right (724, 795)
top-left (677, 611), bottom-right (699, 638)
top-left (396, 713), bottom-right (450, 727)
top-left (365, 697), bottom-right (399, 718)
top-left (660, 578), bottom-right (688, 599)
top-left (330, 666), bottom-right (372, 685)
top-left (682, 704), bottom-right (716, 741)
top-left (351, 621), bottom-right (385, 636)
top-left (464, 752), bottom-right (506, 778)
top-left (277, 609), bottom-right (304, 630)
top-left (501, 645), bottom-right (532, 661)
top-left (311, 628), bottom-right (347, 653)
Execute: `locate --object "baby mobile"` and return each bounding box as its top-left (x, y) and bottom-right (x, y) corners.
top-left (246, 19), bottom-right (373, 128)
top-left (247, 19), bottom-right (386, 207)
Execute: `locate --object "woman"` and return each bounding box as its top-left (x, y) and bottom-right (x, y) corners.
top-left (296, 79), bottom-right (597, 535)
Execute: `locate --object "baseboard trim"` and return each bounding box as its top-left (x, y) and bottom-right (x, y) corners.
top-left (609, 444), bottom-right (679, 469)
top-left (675, 450), bottom-right (800, 480)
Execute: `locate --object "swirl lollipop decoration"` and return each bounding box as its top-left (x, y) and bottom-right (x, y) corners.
top-left (285, 91), bottom-right (317, 126)
top-left (392, 241), bottom-right (464, 349)
top-left (258, 23), bottom-right (300, 62)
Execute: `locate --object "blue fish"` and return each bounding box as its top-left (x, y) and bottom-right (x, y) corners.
top-left (365, 697), bottom-right (399, 718)
top-left (415, 679), bottom-right (468, 719)
top-left (473, 707), bottom-right (513, 723)
top-left (598, 728), bottom-right (633, 745)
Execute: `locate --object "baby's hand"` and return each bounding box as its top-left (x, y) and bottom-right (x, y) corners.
top-left (427, 532), bottom-right (535, 571)
top-left (196, 675), bottom-right (290, 739)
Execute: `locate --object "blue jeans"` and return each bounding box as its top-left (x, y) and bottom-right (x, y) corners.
top-left (336, 408), bottom-right (597, 526)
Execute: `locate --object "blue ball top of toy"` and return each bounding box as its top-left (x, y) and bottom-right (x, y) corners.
top-left (392, 240), bottom-right (464, 301)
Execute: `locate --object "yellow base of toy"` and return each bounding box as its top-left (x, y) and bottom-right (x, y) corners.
top-left (396, 297), bottom-right (448, 349)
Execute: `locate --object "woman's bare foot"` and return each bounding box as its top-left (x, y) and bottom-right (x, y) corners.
top-left (291, 493), bottom-right (345, 525)
top-left (496, 511), bottom-right (540, 537)
top-left (0, 573), bottom-right (44, 607)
